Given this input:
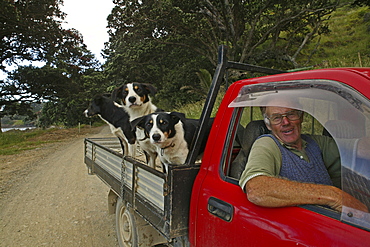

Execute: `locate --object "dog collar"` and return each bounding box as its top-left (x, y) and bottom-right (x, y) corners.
top-left (160, 142), bottom-right (175, 156)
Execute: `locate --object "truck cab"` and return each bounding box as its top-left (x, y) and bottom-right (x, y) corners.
top-left (189, 68), bottom-right (370, 246)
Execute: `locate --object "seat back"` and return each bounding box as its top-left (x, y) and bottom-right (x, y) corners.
top-left (230, 120), bottom-right (270, 179)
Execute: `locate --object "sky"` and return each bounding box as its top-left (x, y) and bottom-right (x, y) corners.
top-left (60, 0), bottom-right (115, 63)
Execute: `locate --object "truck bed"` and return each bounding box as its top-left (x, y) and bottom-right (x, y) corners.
top-left (84, 137), bottom-right (200, 240)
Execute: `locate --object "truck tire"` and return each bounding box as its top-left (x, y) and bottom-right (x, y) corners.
top-left (116, 198), bottom-right (138, 247)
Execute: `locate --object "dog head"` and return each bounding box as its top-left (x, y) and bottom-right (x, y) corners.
top-left (131, 112), bottom-right (185, 147)
top-left (84, 95), bottom-right (108, 117)
top-left (111, 82), bottom-right (157, 109)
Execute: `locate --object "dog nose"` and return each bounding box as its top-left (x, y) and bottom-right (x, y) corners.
top-left (128, 96), bottom-right (136, 103)
top-left (152, 134), bottom-right (161, 142)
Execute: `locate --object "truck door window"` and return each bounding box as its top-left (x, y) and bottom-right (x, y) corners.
top-left (221, 107), bottom-right (264, 180)
top-left (223, 107), bottom-right (325, 180)
top-left (225, 79), bottom-right (370, 230)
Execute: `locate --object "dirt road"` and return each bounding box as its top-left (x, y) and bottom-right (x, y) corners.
top-left (0, 127), bottom-right (119, 247)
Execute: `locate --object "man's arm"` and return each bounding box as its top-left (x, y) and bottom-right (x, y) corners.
top-left (245, 175), bottom-right (368, 213)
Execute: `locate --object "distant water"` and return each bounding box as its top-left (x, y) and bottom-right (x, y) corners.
top-left (1, 127), bottom-right (36, 132)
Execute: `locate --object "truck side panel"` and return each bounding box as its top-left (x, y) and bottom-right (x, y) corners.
top-left (84, 138), bottom-right (123, 196)
top-left (122, 157), bottom-right (200, 240)
top-left (123, 160), bottom-right (165, 210)
top-left (84, 137), bottom-right (201, 242)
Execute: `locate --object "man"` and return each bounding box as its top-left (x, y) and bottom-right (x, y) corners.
top-left (239, 105), bottom-right (368, 213)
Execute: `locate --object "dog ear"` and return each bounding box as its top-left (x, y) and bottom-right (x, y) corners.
top-left (93, 94), bottom-right (104, 105)
top-left (170, 112), bottom-right (186, 123)
top-left (111, 86), bottom-right (123, 101)
top-left (142, 83), bottom-right (158, 95)
top-left (87, 96), bottom-right (101, 115)
top-left (130, 116), bottom-right (146, 131)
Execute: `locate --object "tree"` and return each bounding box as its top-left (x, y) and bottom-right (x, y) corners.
top-left (1, 0), bottom-right (65, 69)
top-left (4, 65), bottom-right (110, 128)
top-left (0, 0), bottom-right (103, 130)
top-left (35, 69), bottom-right (110, 128)
top-left (104, 0), bottom-right (343, 108)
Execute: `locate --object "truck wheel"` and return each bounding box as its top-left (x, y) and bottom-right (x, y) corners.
top-left (116, 198), bottom-right (138, 247)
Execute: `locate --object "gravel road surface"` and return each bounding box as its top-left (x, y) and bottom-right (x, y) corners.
top-left (0, 127), bottom-right (119, 247)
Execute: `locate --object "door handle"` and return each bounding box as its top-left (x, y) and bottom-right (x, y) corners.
top-left (208, 197), bottom-right (234, 222)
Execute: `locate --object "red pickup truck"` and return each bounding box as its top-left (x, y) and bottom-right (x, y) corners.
top-left (84, 46), bottom-right (370, 246)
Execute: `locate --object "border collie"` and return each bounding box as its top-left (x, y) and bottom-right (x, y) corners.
top-left (111, 82), bottom-right (161, 120)
top-left (84, 95), bottom-right (136, 157)
top-left (131, 112), bottom-right (214, 173)
top-left (112, 82), bottom-right (163, 168)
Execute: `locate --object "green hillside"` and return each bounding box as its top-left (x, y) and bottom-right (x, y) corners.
top-left (299, 5), bottom-right (370, 68)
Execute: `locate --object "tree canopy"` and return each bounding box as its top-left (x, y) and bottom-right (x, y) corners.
top-left (1, 0), bottom-right (366, 129)
top-left (2, 0), bottom-right (64, 68)
top-left (0, 0), bottom-right (103, 129)
top-left (103, 0), bottom-right (343, 108)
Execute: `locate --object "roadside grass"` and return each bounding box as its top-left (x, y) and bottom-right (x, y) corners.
top-left (0, 124), bottom-right (102, 156)
top-left (0, 129), bottom-right (59, 155)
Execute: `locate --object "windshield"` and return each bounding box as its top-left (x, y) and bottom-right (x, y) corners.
top-left (229, 79), bottom-right (370, 230)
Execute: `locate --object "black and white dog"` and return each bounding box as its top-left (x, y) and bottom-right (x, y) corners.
top-left (112, 82), bottom-right (163, 168)
top-left (111, 82), bottom-right (161, 120)
top-left (131, 112), bottom-right (214, 173)
top-left (84, 95), bottom-right (136, 157)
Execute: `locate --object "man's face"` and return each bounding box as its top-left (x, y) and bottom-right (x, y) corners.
top-left (265, 106), bottom-right (303, 149)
